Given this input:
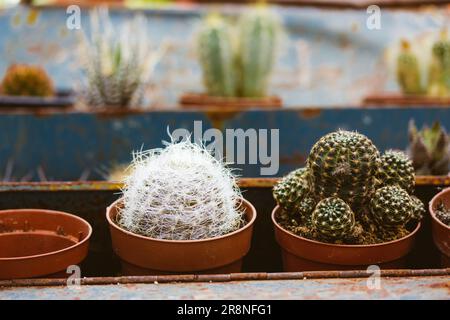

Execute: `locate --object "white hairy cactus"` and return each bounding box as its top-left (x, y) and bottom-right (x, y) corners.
top-left (118, 140), bottom-right (244, 240)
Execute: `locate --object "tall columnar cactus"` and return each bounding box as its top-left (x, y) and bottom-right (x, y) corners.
top-left (311, 197), bottom-right (356, 241)
top-left (427, 31), bottom-right (450, 97)
top-left (376, 150), bottom-right (415, 193)
top-left (1, 64), bottom-right (54, 97)
top-left (307, 130), bottom-right (380, 209)
top-left (236, 6), bottom-right (281, 97)
top-left (197, 14), bottom-right (237, 97)
top-left (396, 40), bottom-right (423, 95)
top-left (408, 120), bottom-right (450, 175)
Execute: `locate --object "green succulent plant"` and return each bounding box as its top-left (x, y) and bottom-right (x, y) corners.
top-left (408, 120), bottom-right (450, 175)
top-left (396, 40), bottom-right (423, 95)
top-left (376, 150), bottom-right (415, 193)
top-left (273, 130), bottom-right (422, 245)
top-left (427, 31), bottom-right (450, 98)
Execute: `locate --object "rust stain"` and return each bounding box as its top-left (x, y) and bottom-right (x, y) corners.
top-left (280, 152), bottom-right (307, 166)
top-left (299, 108), bottom-right (322, 119)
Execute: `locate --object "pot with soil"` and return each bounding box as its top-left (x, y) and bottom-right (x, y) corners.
top-left (0, 209), bottom-right (92, 280)
top-left (429, 187), bottom-right (450, 267)
top-left (106, 140), bottom-right (256, 275)
top-left (180, 6), bottom-right (284, 109)
top-left (272, 130), bottom-right (425, 271)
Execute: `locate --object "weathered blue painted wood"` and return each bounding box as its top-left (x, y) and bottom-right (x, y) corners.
top-left (0, 107), bottom-right (449, 180)
top-left (0, 4), bottom-right (447, 107)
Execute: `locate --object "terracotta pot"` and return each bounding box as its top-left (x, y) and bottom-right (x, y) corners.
top-left (107, 198), bottom-right (256, 275)
top-left (272, 206), bottom-right (421, 271)
top-left (179, 93), bottom-right (282, 109)
top-left (429, 187), bottom-right (450, 267)
top-left (0, 209), bottom-right (92, 280)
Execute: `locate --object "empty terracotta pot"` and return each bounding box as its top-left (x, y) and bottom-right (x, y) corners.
top-left (429, 187), bottom-right (450, 267)
top-left (107, 198), bottom-right (256, 275)
top-left (0, 209), bottom-right (92, 280)
top-left (272, 206), bottom-right (421, 271)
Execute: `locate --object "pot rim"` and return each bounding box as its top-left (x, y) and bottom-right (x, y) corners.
top-left (107, 197), bottom-right (257, 244)
top-left (271, 205), bottom-right (421, 248)
top-left (0, 209), bottom-right (92, 261)
top-left (429, 187), bottom-right (450, 231)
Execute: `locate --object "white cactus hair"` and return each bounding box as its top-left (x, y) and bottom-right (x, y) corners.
top-left (117, 139), bottom-right (245, 240)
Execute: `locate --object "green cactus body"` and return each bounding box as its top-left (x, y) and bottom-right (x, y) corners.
top-left (370, 185), bottom-right (413, 227)
top-left (427, 37), bottom-right (450, 97)
top-left (197, 15), bottom-right (237, 97)
top-left (311, 197), bottom-right (355, 240)
top-left (236, 7), bottom-right (280, 98)
top-left (408, 120), bottom-right (450, 175)
top-left (1, 64), bottom-right (54, 97)
top-left (377, 150), bottom-right (415, 194)
top-left (307, 130), bottom-right (380, 208)
top-left (396, 41), bottom-right (423, 95)
top-left (410, 195), bottom-right (426, 221)
top-left (273, 168), bottom-right (316, 217)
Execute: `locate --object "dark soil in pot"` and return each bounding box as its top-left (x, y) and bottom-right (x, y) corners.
top-left (0, 209), bottom-right (92, 280)
top-left (429, 187), bottom-right (450, 267)
top-left (272, 206), bottom-right (421, 271)
top-left (107, 198), bottom-right (257, 275)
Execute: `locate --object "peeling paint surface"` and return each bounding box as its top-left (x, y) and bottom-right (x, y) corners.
top-left (0, 276), bottom-right (448, 300)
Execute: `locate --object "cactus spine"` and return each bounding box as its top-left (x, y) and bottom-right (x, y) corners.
top-left (237, 6), bottom-right (281, 97)
top-left (197, 14), bottom-right (237, 97)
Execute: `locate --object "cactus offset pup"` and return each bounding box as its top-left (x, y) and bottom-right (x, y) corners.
top-left (1, 64), bottom-right (54, 97)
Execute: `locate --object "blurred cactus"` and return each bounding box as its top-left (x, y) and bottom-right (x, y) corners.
top-left (427, 31), bottom-right (450, 98)
top-left (197, 14), bottom-right (237, 97)
top-left (236, 5), bottom-right (282, 97)
top-left (408, 120), bottom-right (450, 175)
top-left (79, 8), bottom-right (164, 108)
top-left (396, 40), bottom-right (423, 95)
top-left (1, 64), bottom-right (54, 97)
top-left (197, 5), bottom-right (283, 98)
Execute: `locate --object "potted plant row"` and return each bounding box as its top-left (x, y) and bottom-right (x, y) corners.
top-left (180, 5), bottom-right (284, 109)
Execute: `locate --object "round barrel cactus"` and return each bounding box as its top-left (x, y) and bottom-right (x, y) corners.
top-left (370, 185), bottom-right (413, 227)
top-left (377, 150), bottom-right (415, 194)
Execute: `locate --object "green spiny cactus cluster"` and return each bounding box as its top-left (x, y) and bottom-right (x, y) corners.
top-left (1, 64), bottom-right (54, 97)
top-left (396, 40), bottom-right (423, 95)
top-left (273, 130), bottom-right (424, 245)
top-left (197, 6), bottom-right (282, 98)
top-left (408, 120), bottom-right (450, 175)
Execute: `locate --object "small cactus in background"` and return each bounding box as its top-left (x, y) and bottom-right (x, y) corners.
top-left (1, 64), bottom-right (54, 97)
top-left (273, 130), bottom-right (424, 245)
top-left (311, 197), bottom-right (355, 241)
top-left (236, 5), bottom-right (282, 97)
top-left (427, 30), bottom-right (450, 97)
top-left (197, 14), bottom-right (237, 97)
top-left (79, 8), bottom-right (164, 108)
top-left (408, 120), bottom-right (450, 175)
top-left (196, 5), bottom-right (283, 98)
top-left (396, 40), bottom-right (423, 95)
top-left (376, 150), bottom-right (415, 193)
top-left (118, 140), bottom-right (244, 240)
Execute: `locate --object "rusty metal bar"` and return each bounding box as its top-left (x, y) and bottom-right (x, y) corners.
top-left (1, 269), bottom-right (448, 288)
top-left (0, 176), bottom-right (449, 192)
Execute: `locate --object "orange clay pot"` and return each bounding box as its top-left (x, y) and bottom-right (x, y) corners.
top-left (0, 209), bottom-right (92, 280)
top-left (429, 187), bottom-right (450, 267)
top-left (107, 198), bottom-right (256, 275)
top-left (272, 206), bottom-right (421, 271)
